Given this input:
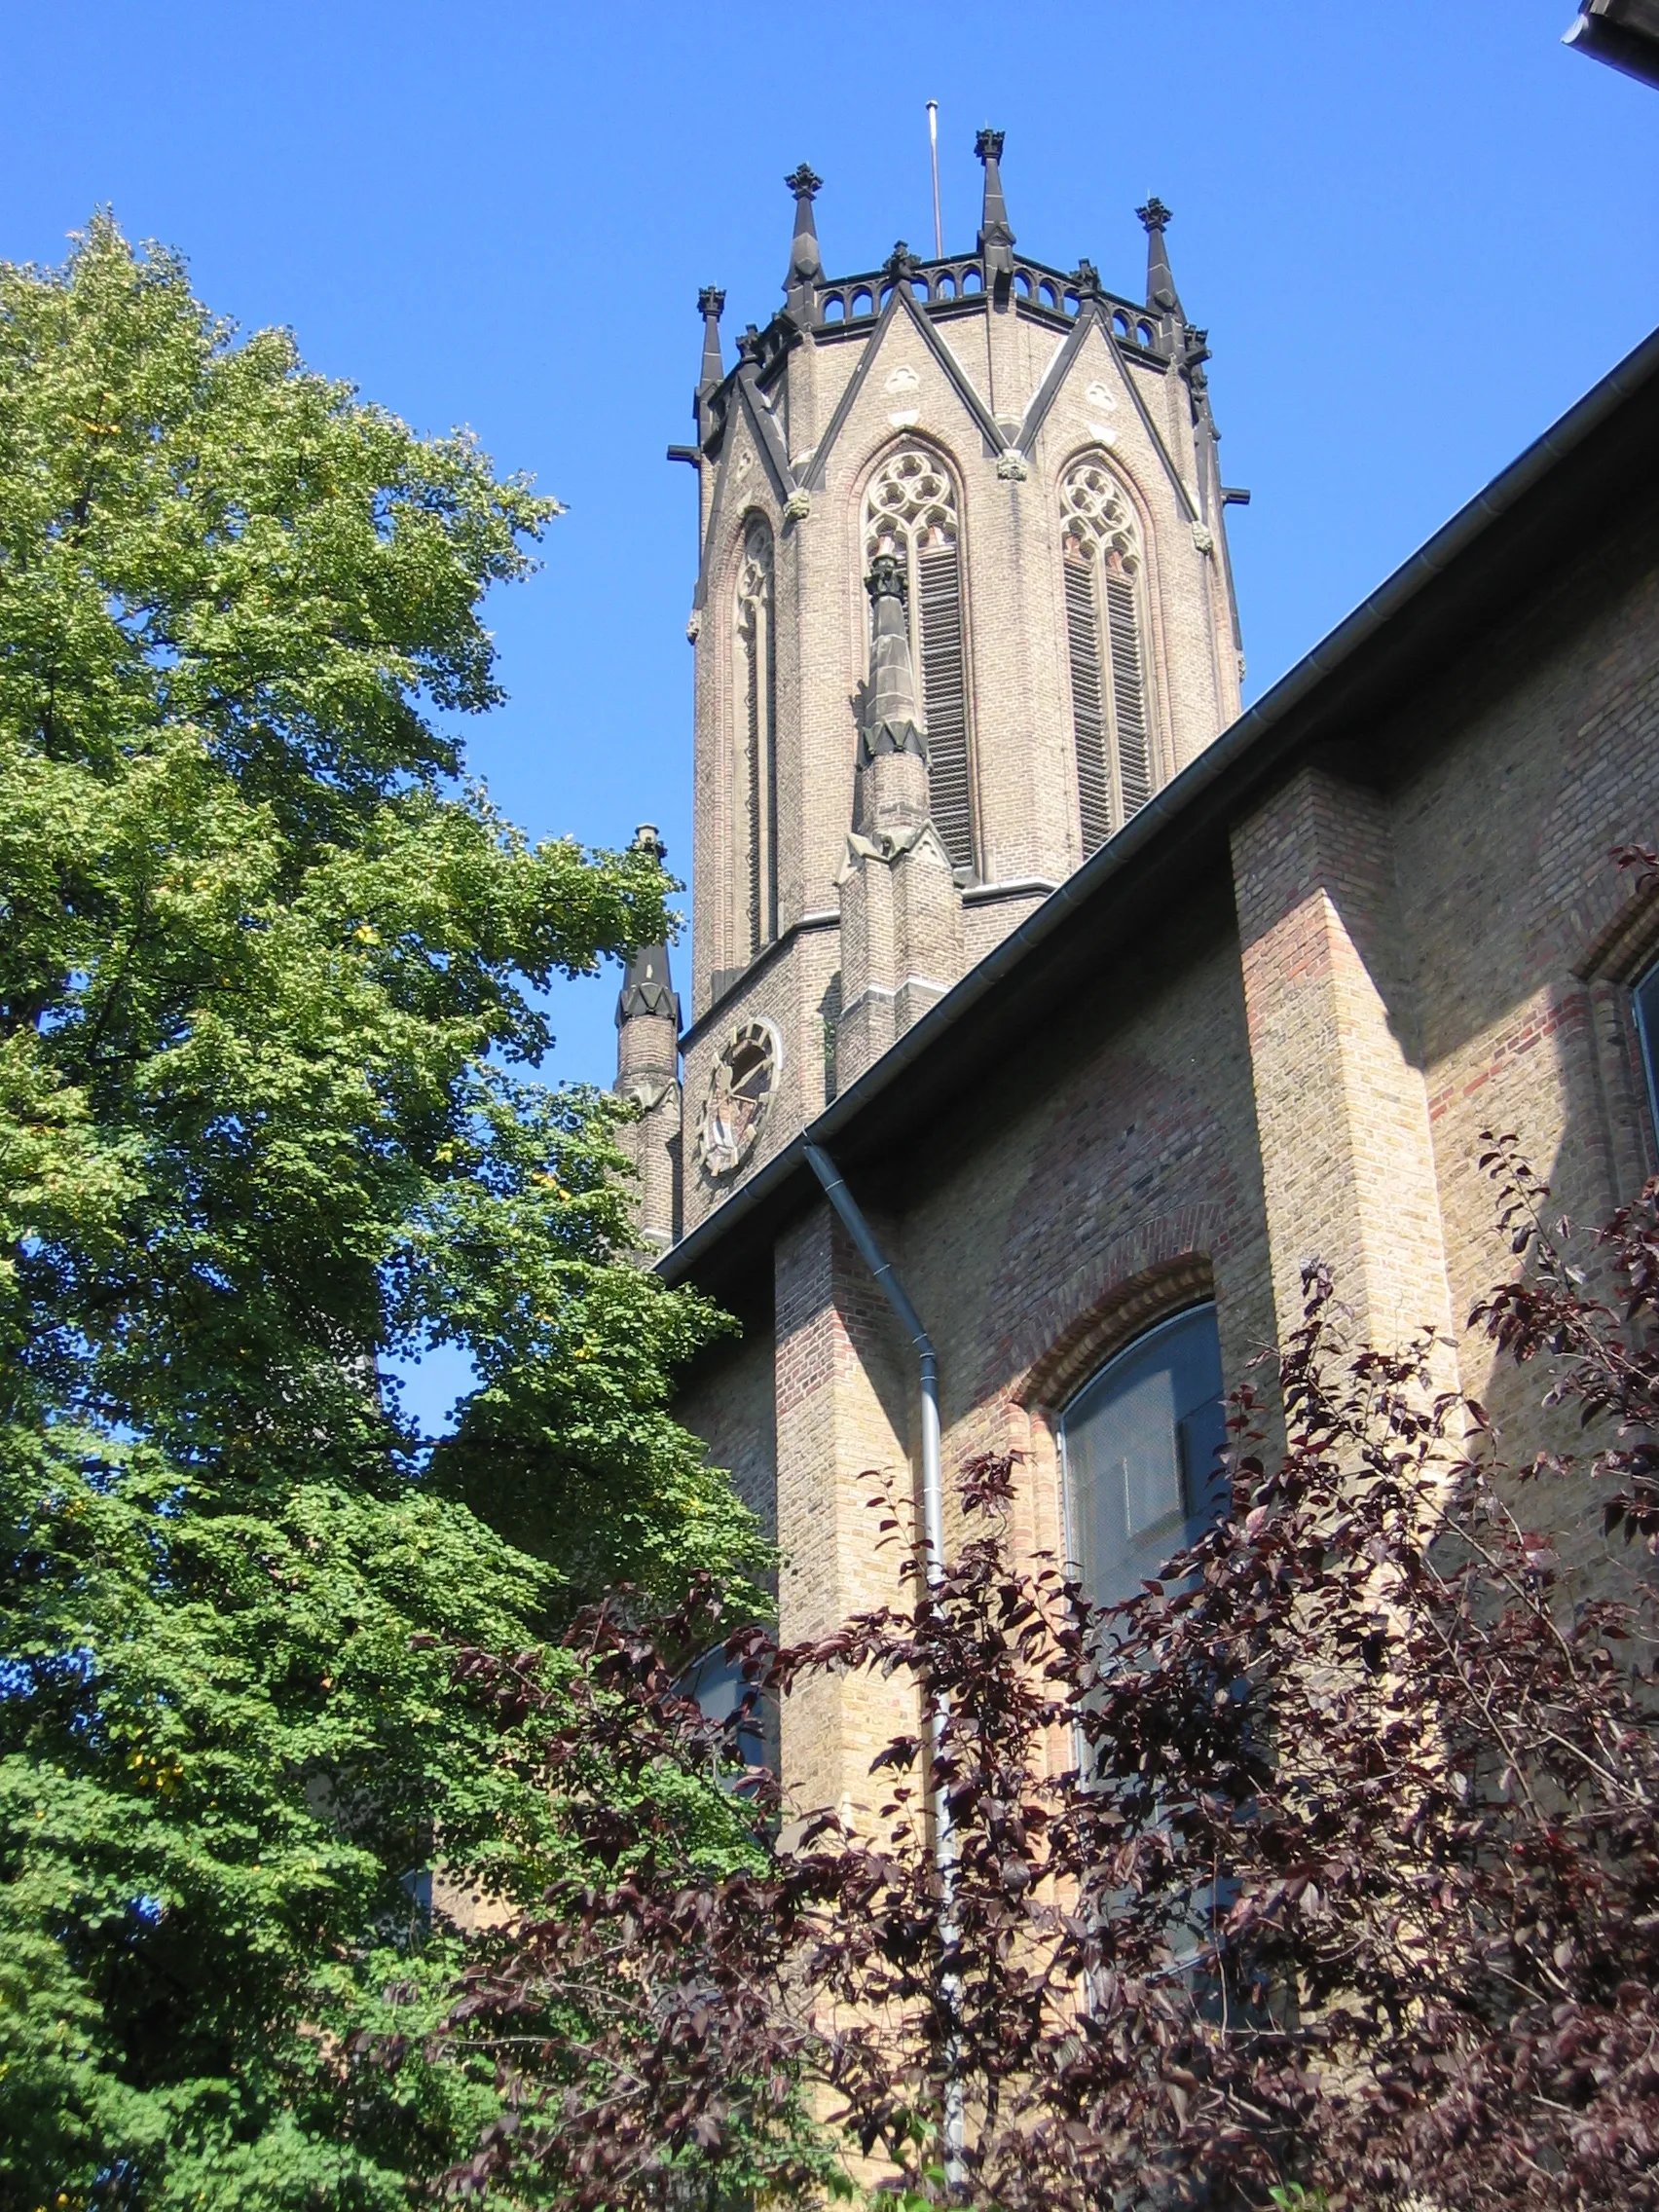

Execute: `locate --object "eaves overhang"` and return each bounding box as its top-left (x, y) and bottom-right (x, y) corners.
top-left (659, 318), bottom-right (1659, 1306)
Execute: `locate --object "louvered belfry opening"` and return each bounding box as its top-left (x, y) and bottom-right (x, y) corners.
top-left (1104, 551), bottom-right (1152, 819)
top-left (1060, 459), bottom-right (1154, 854)
top-left (733, 521), bottom-right (777, 960)
top-left (866, 449), bottom-right (975, 874)
top-left (1063, 539), bottom-right (1113, 858)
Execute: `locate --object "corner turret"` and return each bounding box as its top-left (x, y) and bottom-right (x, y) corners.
top-left (697, 286), bottom-right (725, 395)
top-left (975, 129), bottom-right (1015, 290)
top-left (612, 826), bottom-right (682, 1254)
top-left (783, 164), bottom-right (824, 324)
top-left (1136, 196), bottom-right (1180, 316)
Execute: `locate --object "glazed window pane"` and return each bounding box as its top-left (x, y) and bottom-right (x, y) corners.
top-left (1060, 1304), bottom-right (1227, 1615)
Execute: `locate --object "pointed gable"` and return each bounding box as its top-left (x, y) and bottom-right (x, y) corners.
top-left (803, 284), bottom-right (1004, 493)
top-left (1020, 302), bottom-right (1198, 522)
top-left (693, 387), bottom-right (782, 610)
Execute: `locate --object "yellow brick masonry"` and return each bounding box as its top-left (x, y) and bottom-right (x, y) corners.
top-left (656, 209), bottom-right (1659, 1850)
top-left (773, 1206), bottom-right (922, 1829)
top-left (678, 280), bottom-right (1240, 1235)
top-left (1231, 766), bottom-right (1457, 1371)
top-left (694, 512), bottom-right (1659, 1835)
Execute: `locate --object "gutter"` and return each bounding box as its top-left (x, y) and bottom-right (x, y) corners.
top-left (1566, 0), bottom-right (1659, 88)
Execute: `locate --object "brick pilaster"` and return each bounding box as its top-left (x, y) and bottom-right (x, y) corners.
top-left (1232, 766), bottom-right (1456, 1365)
top-left (773, 1204), bottom-right (921, 1830)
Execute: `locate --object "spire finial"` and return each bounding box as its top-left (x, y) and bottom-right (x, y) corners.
top-left (975, 127), bottom-right (1015, 290)
top-left (696, 288), bottom-right (725, 394)
top-left (861, 556), bottom-right (927, 762)
top-left (783, 164), bottom-right (824, 318)
top-left (1135, 197), bottom-right (1181, 315)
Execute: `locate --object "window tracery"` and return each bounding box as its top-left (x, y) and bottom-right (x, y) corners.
top-left (863, 449), bottom-right (974, 873)
top-left (1059, 458), bottom-right (1154, 857)
top-left (733, 520), bottom-right (777, 959)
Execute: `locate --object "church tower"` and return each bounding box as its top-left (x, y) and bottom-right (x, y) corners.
top-left (620, 134), bottom-right (1245, 1243)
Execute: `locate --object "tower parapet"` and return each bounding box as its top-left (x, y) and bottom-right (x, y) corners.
top-left (673, 133), bottom-right (1245, 1236)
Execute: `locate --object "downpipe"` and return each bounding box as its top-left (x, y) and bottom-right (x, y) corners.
top-left (803, 1144), bottom-right (966, 2178)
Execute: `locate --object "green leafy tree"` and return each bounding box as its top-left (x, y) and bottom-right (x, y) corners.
top-left (0, 217), bottom-right (759, 2208)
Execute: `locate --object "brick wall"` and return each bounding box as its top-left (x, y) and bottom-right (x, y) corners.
top-left (671, 491), bottom-right (1659, 1827)
top-left (674, 287), bottom-right (1241, 1233)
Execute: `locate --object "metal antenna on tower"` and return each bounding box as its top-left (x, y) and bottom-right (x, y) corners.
top-left (926, 99), bottom-right (943, 257)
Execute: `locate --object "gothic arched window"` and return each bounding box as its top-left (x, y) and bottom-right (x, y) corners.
top-left (733, 520), bottom-right (777, 958)
top-left (1059, 459), bottom-right (1154, 859)
top-left (1058, 1304), bottom-right (1227, 1616)
top-left (864, 449), bottom-right (974, 874)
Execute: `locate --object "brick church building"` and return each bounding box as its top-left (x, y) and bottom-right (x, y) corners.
top-left (612, 135), bottom-right (1659, 1823)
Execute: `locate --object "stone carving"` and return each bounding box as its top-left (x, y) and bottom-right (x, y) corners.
top-left (996, 450), bottom-right (1029, 482)
top-left (884, 364), bottom-right (921, 393)
top-left (783, 488), bottom-right (813, 522)
top-left (621, 1078), bottom-right (674, 1114)
top-left (697, 1019), bottom-right (782, 1179)
top-left (1083, 381), bottom-right (1119, 414)
top-left (1192, 523), bottom-right (1214, 555)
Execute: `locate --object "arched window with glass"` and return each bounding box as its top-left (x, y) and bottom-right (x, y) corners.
top-left (733, 519), bottom-right (777, 959)
top-left (1059, 458), bottom-right (1155, 860)
top-left (864, 448), bottom-right (975, 875)
top-left (1633, 955), bottom-right (1659, 1155)
top-left (1058, 1303), bottom-right (1228, 1616)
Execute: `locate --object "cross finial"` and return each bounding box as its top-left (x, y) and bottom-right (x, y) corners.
top-left (785, 164), bottom-right (823, 202)
top-left (975, 127), bottom-right (1005, 165)
top-left (1136, 197), bottom-right (1173, 234)
top-left (697, 285), bottom-right (725, 320)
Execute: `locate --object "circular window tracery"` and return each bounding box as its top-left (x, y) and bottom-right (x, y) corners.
top-left (864, 448), bottom-right (959, 563)
top-left (1059, 459), bottom-right (1140, 571)
top-left (696, 1018), bottom-right (783, 1180)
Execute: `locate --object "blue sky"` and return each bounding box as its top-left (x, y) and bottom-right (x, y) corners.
top-left (3, 3), bottom-right (1655, 1419)
top-left (3, 1), bottom-right (1655, 1086)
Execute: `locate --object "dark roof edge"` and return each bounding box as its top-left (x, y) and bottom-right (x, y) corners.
top-left (659, 316), bottom-right (1659, 1294)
